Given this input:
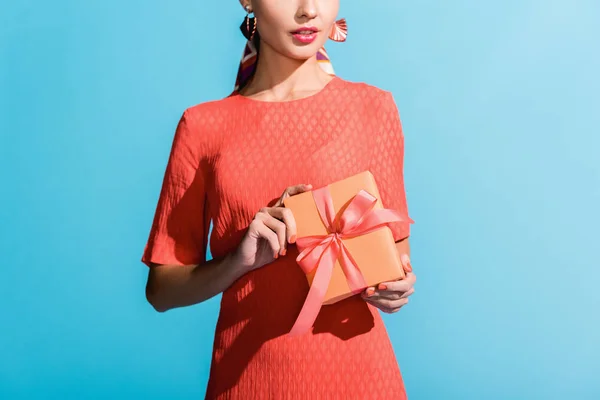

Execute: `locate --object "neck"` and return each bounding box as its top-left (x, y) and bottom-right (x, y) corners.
top-left (242, 40), bottom-right (333, 101)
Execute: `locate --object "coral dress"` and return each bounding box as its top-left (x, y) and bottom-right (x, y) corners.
top-left (142, 76), bottom-right (411, 399)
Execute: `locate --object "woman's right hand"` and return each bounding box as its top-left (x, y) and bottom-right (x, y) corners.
top-left (232, 183), bottom-right (313, 274)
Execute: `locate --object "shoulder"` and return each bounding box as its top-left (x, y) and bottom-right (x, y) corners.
top-left (170, 95), bottom-right (238, 154)
top-left (333, 77), bottom-right (394, 101)
top-left (333, 77), bottom-right (398, 112)
top-left (177, 95), bottom-right (239, 137)
top-left (334, 77), bottom-right (404, 139)
top-left (182, 94), bottom-right (239, 126)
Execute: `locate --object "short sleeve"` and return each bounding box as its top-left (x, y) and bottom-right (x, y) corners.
top-left (369, 91), bottom-right (414, 242)
top-left (141, 110), bottom-right (210, 267)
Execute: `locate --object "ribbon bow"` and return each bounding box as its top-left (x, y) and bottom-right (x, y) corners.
top-left (289, 186), bottom-right (413, 336)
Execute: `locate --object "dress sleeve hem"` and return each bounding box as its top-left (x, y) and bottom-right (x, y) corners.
top-left (141, 238), bottom-right (205, 267)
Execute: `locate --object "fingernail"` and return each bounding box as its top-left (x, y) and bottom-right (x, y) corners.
top-left (366, 288), bottom-right (375, 296)
top-left (280, 248), bottom-right (287, 256)
top-left (378, 284), bottom-right (387, 290)
top-left (290, 235), bottom-right (296, 244)
top-left (305, 184), bottom-right (313, 188)
top-left (274, 252), bottom-right (279, 259)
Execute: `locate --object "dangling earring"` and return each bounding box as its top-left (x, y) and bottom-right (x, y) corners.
top-left (328, 18), bottom-right (347, 42)
top-left (244, 5), bottom-right (257, 41)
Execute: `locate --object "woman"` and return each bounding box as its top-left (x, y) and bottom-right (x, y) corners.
top-left (141, 0), bottom-right (417, 398)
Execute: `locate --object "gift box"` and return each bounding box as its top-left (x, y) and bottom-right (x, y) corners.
top-left (283, 170), bottom-right (414, 335)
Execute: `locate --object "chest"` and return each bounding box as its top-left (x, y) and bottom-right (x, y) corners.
top-left (208, 104), bottom-right (379, 228)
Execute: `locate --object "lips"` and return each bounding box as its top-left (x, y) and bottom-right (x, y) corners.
top-left (292, 26), bottom-right (318, 34)
top-left (291, 26), bottom-right (319, 44)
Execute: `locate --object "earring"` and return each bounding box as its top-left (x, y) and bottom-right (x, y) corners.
top-left (328, 18), bottom-right (347, 42)
top-left (244, 5), bottom-right (257, 41)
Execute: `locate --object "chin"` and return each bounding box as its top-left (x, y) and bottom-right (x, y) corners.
top-left (289, 49), bottom-right (320, 61)
top-left (284, 42), bottom-right (328, 61)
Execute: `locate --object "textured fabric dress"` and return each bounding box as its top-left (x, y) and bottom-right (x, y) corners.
top-left (142, 76), bottom-right (411, 399)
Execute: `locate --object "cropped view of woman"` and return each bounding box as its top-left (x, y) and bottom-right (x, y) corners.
top-left (141, 0), bottom-right (417, 398)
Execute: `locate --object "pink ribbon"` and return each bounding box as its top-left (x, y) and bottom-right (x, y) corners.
top-left (289, 186), bottom-right (414, 336)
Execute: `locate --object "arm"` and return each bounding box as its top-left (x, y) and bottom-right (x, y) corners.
top-left (141, 109), bottom-right (224, 312)
top-left (361, 90), bottom-right (416, 311)
top-left (141, 108), bottom-right (315, 312)
top-left (145, 182), bottom-right (315, 312)
top-left (145, 251), bottom-right (246, 312)
top-left (395, 237), bottom-right (411, 264)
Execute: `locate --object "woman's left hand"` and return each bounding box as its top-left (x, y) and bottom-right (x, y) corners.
top-left (361, 254), bottom-right (416, 313)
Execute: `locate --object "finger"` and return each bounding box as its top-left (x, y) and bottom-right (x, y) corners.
top-left (369, 302), bottom-right (401, 314)
top-left (368, 291), bottom-right (402, 301)
top-left (370, 287), bottom-right (415, 301)
top-left (365, 297), bottom-right (409, 313)
top-left (362, 286), bottom-right (376, 298)
top-left (256, 211), bottom-right (288, 256)
top-left (399, 287), bottom-right (415, 299)
top-left (371, 296), bottom-right (409, 310)
top-left (377, 273), bottom-right (416, 293)
top-left (249, 219), bottom-right (281, 258)
top-left (266, 207), bottom-right (297, 245)
top-left (285, 183), bottom-right (313, 197)
top-left (274, 183), bottom-right (313, 207)
top-left (400, 253), bottom-right (413, 272)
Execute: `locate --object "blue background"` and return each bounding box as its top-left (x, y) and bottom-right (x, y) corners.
top-left (2, 1), bottom-right (599, 399)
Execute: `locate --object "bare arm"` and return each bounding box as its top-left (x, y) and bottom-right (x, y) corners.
top-left (395, 237), bottom-right (410, 259)
top-left (145, 251), bottom-right (246, 312)
top-left (148, 226), bottom-right (411, 314)
top-left (145, 183), bottom-right (313, 313)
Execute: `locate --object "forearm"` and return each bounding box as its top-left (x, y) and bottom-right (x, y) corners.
top-left (145, 252), bottom-right (247, 312)
top-left (395, 237), bottom-right (410, 257)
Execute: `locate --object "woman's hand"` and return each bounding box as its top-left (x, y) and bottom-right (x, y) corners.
top-left (232, 183), bottom-right (313, 274)
top-left (361, 254), bottom-right (416, 313)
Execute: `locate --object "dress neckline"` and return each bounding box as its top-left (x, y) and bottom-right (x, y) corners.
top-left (233, 75), bottom-right (340, 105)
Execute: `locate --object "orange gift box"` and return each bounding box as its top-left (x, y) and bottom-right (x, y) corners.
top-left (283, 170), bottom-right (409, 306)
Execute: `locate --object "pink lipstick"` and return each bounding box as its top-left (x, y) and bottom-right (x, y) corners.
top-left (291, 26), bottom-right (319, 44)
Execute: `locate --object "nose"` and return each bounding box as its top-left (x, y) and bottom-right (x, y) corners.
top-left (297, 0), bottom-right (318, 20)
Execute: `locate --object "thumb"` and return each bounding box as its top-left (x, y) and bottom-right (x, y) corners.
top-left (275, 183), bottom-right (313, 207)
top-left (400, 254), bottom-right (412, 272)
